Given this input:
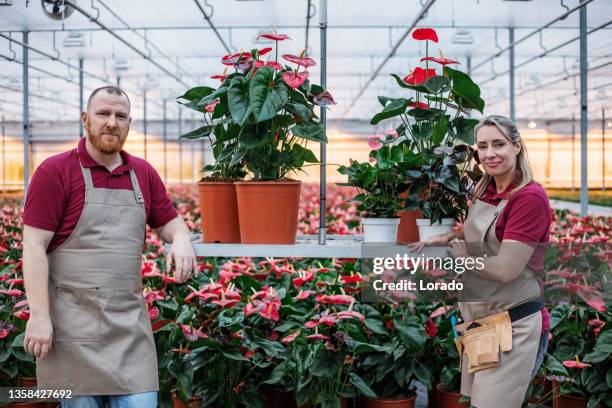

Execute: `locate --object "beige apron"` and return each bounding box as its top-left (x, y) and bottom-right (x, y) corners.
top-left (36, 164), bottom-right (159, 395)
top-left (458, 198), bottom-right (542, 408)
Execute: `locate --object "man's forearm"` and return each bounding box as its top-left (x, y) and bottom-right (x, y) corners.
top-left (157, 216), bottom-right (191, 244)
top-left (23, 245), bottom-right (50, 317)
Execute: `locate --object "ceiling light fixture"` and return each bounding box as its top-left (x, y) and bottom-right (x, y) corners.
top-left (528, 120), bottom-right (537, 129)
top-left (63, 32), bottom-right (85, 47)
top-left (452, 29), bottom-right (473, 45)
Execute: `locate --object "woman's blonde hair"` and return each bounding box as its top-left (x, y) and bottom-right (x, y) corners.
top-left (472, 115), bottom-right (535, 199)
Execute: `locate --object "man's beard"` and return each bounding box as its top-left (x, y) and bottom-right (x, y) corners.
top-left (89, 130), bottom-right (127, 154)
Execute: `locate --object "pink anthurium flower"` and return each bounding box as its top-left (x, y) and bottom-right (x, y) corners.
top-left (282, 71), bottom-right (309, 89)
top-left (337, 310), bottom-right (365, 322)
top-left (0, 289), bottom-right (22, 297)
top-left (258, 47), bottom-right (273, 56)
top-left (292, 270), bottom-right (314, 287)
top-left (257, 33), bottom-right (291, 41)
top-left (313, 91), bottom-right (336, 106)
top-left (412, 28), bottom-right (439, 43)
top-left (266, 61), bottom-right (283, 70)
top-left (0, 329), bottom-right (9, 339)
top-left (384, 129), bottom-right (398, 139)
top-left (210, 74), bottom-right (228, 81)
top-left (429, 305), bottom-right (453, 319)
top-left (563, 356), bottom-right (591, 369)
top-left (281, 330), bottom-right (301, 344)
top-left (148, 306), bottom-right (159, 320)
top-left (221, 52), bottom-right (253, 66)
top-left (409, 101), bottom-right (429, 110)
top-left (282, 54), bottom-right (317, 68)
top-left (306, 333), bottom-right (330, 341)
top-left (367, 135), bottom-right (383, 150)
top-left (205, 99), bottom-right (220, 113)
top-left (315, 294), bottom-right (356, 305)
top-left (420, 56), bottom-right (459, 65)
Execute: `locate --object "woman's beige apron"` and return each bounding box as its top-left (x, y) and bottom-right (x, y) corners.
top-left (36, 164), bottom-right (159, 395)
top-left (458, 198), bottom-right (542, 408)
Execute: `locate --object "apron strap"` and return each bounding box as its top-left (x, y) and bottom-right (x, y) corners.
top-left (128, 169), bottom-right (145, 204)
top-left (80, 166), bottom-right (94, 188)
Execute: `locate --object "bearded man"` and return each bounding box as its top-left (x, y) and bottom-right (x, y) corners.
top-left (21, 86), bottom-right (196, 408)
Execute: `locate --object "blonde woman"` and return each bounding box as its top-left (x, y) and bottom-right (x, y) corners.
top-left (410, 115), bottom-right (551, 408)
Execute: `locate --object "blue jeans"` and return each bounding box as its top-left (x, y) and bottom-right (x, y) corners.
top-left (531, 329), bottom-right (549, 379)
top-left (60, 391), bottom-right (157, 408)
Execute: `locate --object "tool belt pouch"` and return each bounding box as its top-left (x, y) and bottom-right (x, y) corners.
top-left (459, 311), bottom-right (513, 373)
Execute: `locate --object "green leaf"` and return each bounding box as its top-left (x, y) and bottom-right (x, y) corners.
top-left (414, 364), bottom-right (433, 390)
top-left (293, 122), bottom-right (327, 143)
top-left (364, 318), bottom-right (388, 335)
top-left (11, 332), bottom-right (25, 349)
top-left (394, 319), bottom-right (426, 353)
top-left (249, 67), bottom-right (290, 122)
top-left (390, 74), bottom-right (428, 93)
top-left (285, 102), bottom-right (312, 121)
top-left (423, 76), bottom-right (451, 94)
top-left (239, 129), bottom-right (265, 149)
top-left (370, 98), bottom-right (411, 125)
top-left (261, 361), bottom-right (288, 385)
top-left (220, 348), bottom-right (249, 361)
top-left (0, 347), bottom-right (11, 363)
top-left (179, 125), bottom-right (215, 140)
top-left (543, 354), bottom-right (569, 377)
top-left (350, 340), bottom-right (389, 354)
top-left (444, 66), bottom-right (485, 113)
top-left (228, 76), bottom-right (248, 124)
top-left (176, 86), bottom-right (215, 104)
top-left (584, 330), bottom-right (612, 363)
top-left (453, 117), bottom-right (479, 144)
top-left (349, 372), bottom-right (377, 398)
top-left (196, 86), bottom-right (228, 108)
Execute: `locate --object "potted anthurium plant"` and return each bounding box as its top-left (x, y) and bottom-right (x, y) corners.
top-left (370, 27), bottom-right (482, 240)
top-left (180, 32), bottom-right (334, 244)
top-left (337, 134), bottom-right (415, 243)
top-left (177, 77), bottom-right (248, 243)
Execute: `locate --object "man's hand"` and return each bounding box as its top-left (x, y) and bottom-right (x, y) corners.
top-left (24, 314), bottom-right (53, 360)
top-left (165, 235), bottom-right (197, 283)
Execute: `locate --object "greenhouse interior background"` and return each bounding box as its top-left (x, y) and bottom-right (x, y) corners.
top-left (0, 0), bottom-right (610, 206)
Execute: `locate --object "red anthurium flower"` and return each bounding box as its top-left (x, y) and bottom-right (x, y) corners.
top-left (305, 320), bottom-right (319, 328)
top-left (148, 306), bottom-right (159, 320)
top-left (266, 61), bottom-right (283, 70)
top-left (212, 298), bottom-right (239, 308)
top-left (313, 91), bottom-right (336, 106)
top-left (403, 67), bottom-right (437, 85)
top-left (257, 33), bottom-right (291, 41)
top-left (563, 358), bottom-right (591, 369)
top-left (162, 274), bottom-right (178, 284)
top-left (586, 298), bottom-right (606, 313)
top-left (14, 309), bottom-right (30, 321)
top-left (315, 294), bottom-right (356, 305)
top-left (151, 319), bottom-right (173, 332)
top-left (281, 330), bottom-right (301, 344)
top-left (210, 74), bottom-right (228, 81)
top-left (221, 52), bottom-right (253, 66)
top-left (318, 313), bottom-right (339, 326)
top-left (0, 289), bottom-right (22, 297)
top-left (282, 54), bottom-right (317, 68)
top-left (180, 324), bottom-right (208, 342)
top-left (243, 349), bottom-right (255, 359)
top-left (293, 290), bottom-right (314, 301)
top-left (292, 270), bottom-right (314, 287)
top-left (337, 310), bottom-right (365, 322)
top-left (367, 135), bottom-right (383, 150)
top-left (0, 329), bottom-right (9, 339)
top-left (409, 101), bottom-right (429, 110)
top-left (259, 302), bottom-right (280, 321)
top-left (258, 47), bottom-right (273, 56)
top-left (282, 71), bottom-right (309, 89)
top-left (425, 318), bottom-right (438, 337)
top-left (340, 274), bottom-right (364, 284)
top-left (420, 56), bottom-right (459, 65)
top-left (412, 28), bottom-right (438, 43)
top-left (171, 347), bottom-right (191, 354)
top-left (424, 269), bottom-right (447, 277)
top-left (244, 300), bottom-right (264, 317)
top-left (6, 279), bottom-right (23, 285)
top-left (205, 99), bottom-right (220, 113)
top-left (306, 334), bottom-right (330, 341)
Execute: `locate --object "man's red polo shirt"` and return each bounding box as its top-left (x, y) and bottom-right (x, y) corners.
top-left (23, 138), bottom-right (178, 253)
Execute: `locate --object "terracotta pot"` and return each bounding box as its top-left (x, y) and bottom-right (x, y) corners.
top-left (436, 384), bottom-right (468, 408)
top-left (235, 181), bottom-right (301, 244)
top-left (298, 397), bottom-right (351, 408)
top-left (397, 210), bottom-right (421, 244)
top-left (172, 395), bottom-right (203, 408)
top-left (19, 377), bottom-right (37, 387)
top-left (198, 181), bottom-right (240, 243)
top-left (528, 374), bottom-right (552, 404)
top-left (552, 380), bottom-right (589, 408)
top-left (359, 395), bottom-right (416, 408)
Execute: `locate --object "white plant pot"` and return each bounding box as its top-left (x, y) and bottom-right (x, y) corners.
top-left (362, 218), bottom-right (401, 243)
top-left (416, 218), bottom-right (454, 241)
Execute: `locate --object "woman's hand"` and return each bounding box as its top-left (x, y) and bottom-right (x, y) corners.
top-left (448, 238), bottom-right (469, 258)
top-left (407, 233), bottom-right (452, 253)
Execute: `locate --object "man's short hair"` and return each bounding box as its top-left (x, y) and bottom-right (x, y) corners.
top-left (87, 86), bottom-right (131, 111)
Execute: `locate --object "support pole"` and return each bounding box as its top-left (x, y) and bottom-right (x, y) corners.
top-left (191, 113), bottom-right (195, 183)
top-left (79, 57), bottom-right (84, 138)
top-left (1, 115), bottom-right (5, 192)
top-left (178, 108), bottom-right (183, 184)
top-left (579, 5), bottom-right (588, 216)
top-left (163, 99), bottom-right (168, 184)
top-left (572, 114), bottom-right (576, 191)
top-left (509, 27), bottom-right (515, 122)
top-left (143, 90), bottom-right (148, 160)
top-left (602, 108), bottom-right (606, 191)
top-left (22, 31), bottom-right (30, 196)
top-left (466, 56), bottom-right (472, 77)
top-left (318, 0), bottom-right (327, 245)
